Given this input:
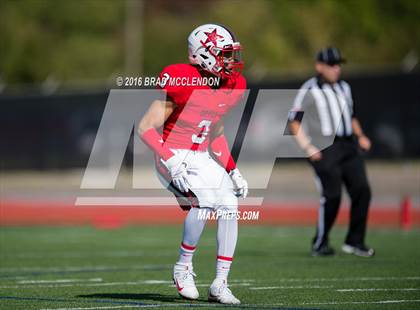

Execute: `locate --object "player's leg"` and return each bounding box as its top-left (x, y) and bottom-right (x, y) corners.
top-left (310, 154), bottom-right (343, 256)
top-left (208, 205), bottom-right (240, 304)
top-left (206, 161), bottom-right (241, 304)
top-left (341, 151), bottom-right (374, 257)
top-left (215, 212), bottom-right (237, 282)
top-left (178, 207), bottom-right (210, 265)
top-left (174, 152), bottom-right (241, 303)
top-left (155, 151), bottom-right (205, 300)
top-left (173, 207), bottom-right (211, 299)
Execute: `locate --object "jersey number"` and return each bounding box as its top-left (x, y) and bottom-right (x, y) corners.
top-left (192, 120), bottom-right (212, 144)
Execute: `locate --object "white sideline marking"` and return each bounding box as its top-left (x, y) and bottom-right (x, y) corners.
top-left (250, 285), bottom-right (420, 291)
top-left (250, 285), bottom-right (333, 290)
top-left (230, 279), bottom-right (256, 283)
top-left (180, 282), bottom-right (251, 288)
top-left (1, 275), bottom-right (419, 289)
top-left (227, 282), bottom-right (252, 287)
top-left (0, 280), bottom-right (172, 289)
top-left (1, 278), bottom-right (254, 289)
top-left (75, 196), bottom-right (264, 206)
top-left (337, 288), bottom-right (420, 292)
top-left (2, 251), bottom-right (173, 259)
top-left (1, 265), bottom-right (418, 283)
top-left (0, 264), bottom-right (171, 272)
top-left (137, 280), bottom-right (173, 284)
top-left (277, 276), bottom-right (420, 282)
top-left (38, 300), bottom-right (420, 310)
top-left (39, 303), bottom-right (230, 310)
top-left (40, 306), bottom-right (139, 310)
top-left (18, 278), bottom-right (102, 284)
top-left (303, 299), bottom-right (420, 305)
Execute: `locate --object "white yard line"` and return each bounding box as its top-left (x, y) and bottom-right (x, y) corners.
top-left (2, 267), bottom-right (418, 282)
top-left (0, 264), bottom-right (171, 273)
top-left (1, 280), bottom-right (254, 289)
top-left (18, 278), bottom-right (103, 284)
top-left (135, 280), bottom-right (173, 284)
top-left (225, 282), bottom-right (252, 287)
top-left (303, 299), bottom-right (420, 306)
top-left (250, 285), bottom-right (333, 290)
top-left (250, 285), bottom-right (420, 291)
top-left (1, 251), bottom-right (173, 259)
top-left (39, 303), bottom-right (224, 310)
top-left (1, 275), bottom-right (418, 290)
top-left (39, 306), bottom-right (140, 310)
top-left (229, 279), bottom-right (255, 283)
top-left (182, 282), bottom-right (251, 288)
top-left (1, 276), bottom-right (255, 289)
top-left (337, 288), bottom-right (420, 292)
top-left (0, 281), bottom-right (172, 289)
top-left (276, 276), bottom-right (420, 282)
top-left (37, 299), bottom-right (420, 310)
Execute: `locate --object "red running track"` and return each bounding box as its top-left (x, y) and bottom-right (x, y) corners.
top-left (1, 200), bottom-right (419, 229)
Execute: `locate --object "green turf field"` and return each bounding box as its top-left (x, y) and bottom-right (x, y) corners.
top-left (0, 225), bottom-right (419, 310)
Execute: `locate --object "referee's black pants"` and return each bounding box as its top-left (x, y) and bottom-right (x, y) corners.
top-left (310, 136), bottom-right (371, 249)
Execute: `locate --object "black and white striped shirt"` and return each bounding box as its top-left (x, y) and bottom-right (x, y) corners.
top-left (290, 76), bottom-right (355, 138)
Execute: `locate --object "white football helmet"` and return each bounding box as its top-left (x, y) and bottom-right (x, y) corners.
top-left (188, 24), bottom-right (243, 78)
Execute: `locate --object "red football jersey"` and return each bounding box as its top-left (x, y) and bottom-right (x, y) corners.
top-left (158, 64), bottom-right (247, 151)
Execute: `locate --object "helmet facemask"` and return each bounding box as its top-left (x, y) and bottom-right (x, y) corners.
top-left (212, 42), bottom-right (243, 78)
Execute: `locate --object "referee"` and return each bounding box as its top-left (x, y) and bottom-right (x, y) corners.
top-left (289, 47), bottom-right (375, 257)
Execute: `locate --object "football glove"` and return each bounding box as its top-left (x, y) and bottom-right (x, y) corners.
top-left (229, 168), bottom-right (248, 198)
top-left (163, 156), bottom-right (191, 193)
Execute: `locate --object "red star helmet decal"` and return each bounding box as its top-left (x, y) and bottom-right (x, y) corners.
top-left (203, 29), bottom-right (223, 45)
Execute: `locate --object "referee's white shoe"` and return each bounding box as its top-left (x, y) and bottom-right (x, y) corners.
top-left (208, 279), bottom-right (240, 304)
top-left (342, 243), bottom-right (375, 257)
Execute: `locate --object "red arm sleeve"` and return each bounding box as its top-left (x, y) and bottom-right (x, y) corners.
top-left (209, 75), bottom-right (246, 173)
top-left (140, 128), bottom-right (174, 161)
top-left (210, 135), bottom-right (236, 173)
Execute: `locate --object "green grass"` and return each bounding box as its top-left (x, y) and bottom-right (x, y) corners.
top-left (0, 225), bottom-right (419, 310)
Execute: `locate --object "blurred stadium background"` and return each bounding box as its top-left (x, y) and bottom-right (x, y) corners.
top-left (1, 1), bottom-right (420, 309)
top-left (1, 0), bottom-right (418, 227)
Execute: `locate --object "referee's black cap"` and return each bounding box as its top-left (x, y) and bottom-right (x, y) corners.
top-left (316, 47), bottom-right (346, 65)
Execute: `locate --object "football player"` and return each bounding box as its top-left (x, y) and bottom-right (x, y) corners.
top-left (138, 24), bottom-right (248, 304)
